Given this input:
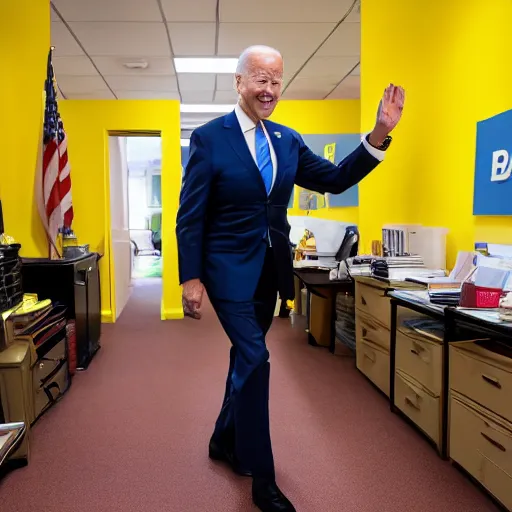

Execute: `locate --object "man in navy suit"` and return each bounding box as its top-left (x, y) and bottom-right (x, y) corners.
top-left (176, 45), bottom-right (405, 511)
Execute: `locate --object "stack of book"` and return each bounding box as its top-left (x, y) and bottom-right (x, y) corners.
top-left (427, 282), bottom-right (462, 305)
top-left (370, 255), bottom-right (445, 281)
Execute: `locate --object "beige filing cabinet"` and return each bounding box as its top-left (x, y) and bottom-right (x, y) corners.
top-left (0, 342), bottom-right (34, 463)
top-left (354, 277), bottom-right (424, 397)
top-left (394, 312), bottom-right (444, 449)
top-left (449, 340), bottom-right (512, 510)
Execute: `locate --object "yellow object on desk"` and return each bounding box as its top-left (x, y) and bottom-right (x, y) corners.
top-left (286, 300), bottom-right (295, 310)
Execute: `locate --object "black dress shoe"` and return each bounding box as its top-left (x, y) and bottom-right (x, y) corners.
top-left (252, 479), bottom-right (296, 512)
top-left (208, 438), bottom-right (252, 477)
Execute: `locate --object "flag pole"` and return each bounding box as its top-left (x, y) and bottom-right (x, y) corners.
top-left (44, 46), bottom-right (62, 259)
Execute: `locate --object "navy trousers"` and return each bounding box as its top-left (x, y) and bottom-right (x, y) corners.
top-left (210, 247), bottom-right (278, 479)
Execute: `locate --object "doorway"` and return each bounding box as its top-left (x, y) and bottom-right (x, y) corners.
top-left (108, 133), bottom-right (163, 320)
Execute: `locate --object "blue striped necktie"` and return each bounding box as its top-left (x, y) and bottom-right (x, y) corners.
top-left (255, 122), bottom-right (273, 194)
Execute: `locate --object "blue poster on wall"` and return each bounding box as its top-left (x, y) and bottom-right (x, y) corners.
top-left (473, 109), bottom-right (512, 215)
top-left (301, 134), bottom-right (361, 207)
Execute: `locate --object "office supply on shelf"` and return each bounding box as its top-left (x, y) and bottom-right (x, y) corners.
top-left (428, 288), bottom-right (461, 305)
top-left (370, 255), bottom-right (445, 281)
top-left (406, 251), bottom-right (474, 287)
top-left (487, 243), bottom-right (512, 258)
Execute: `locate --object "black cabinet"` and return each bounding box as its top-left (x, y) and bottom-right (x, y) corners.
top-left (21, 253), bottom-right (101, 370)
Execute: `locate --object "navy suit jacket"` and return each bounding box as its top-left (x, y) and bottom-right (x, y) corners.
top-left (176, 110), bottom-right (381, 302)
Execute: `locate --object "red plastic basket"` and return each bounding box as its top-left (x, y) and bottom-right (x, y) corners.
top-left (460, 282), bottom-right (503, 308)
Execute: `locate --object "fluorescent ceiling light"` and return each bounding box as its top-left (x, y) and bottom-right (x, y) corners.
top-left (180, 138), bottom-right (190, 147)
top-left (174, 57), bottom-right (238, 74)
top-left (180, 104), bottom-right (235, 113)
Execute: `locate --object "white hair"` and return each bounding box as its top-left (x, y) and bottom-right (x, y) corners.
top-left (235, 45), bottom-right (282, 75)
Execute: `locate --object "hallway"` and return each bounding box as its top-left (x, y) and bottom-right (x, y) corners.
top-left (0, 280), bottom-right (499, 512)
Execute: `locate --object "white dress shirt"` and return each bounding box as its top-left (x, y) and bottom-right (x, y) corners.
top-left (235, 103), bottom-right (278, 193)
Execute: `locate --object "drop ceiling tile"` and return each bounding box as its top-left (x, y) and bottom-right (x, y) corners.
top-left (51, 0), bottom-right (162, 21)
top-left (284, 76), bottom-right (340, 99)
top-left (181, 90), bottom-right (215, 103)
top-left (297, 56), bottom-right (359, 81)
top-left (220, 0), bottom-right (355, 23)
top-left (282, 89), bottom-right (326, 100)
top-left (216, 74), bottom-right (235, 91)
top-left (316, 23), bottom-right (360, 57)
top-left (327, 75), bottom-right (360, 99)
top-left (57, 75), bottom-right (109, 94)
top-left (68, 22), bottom-right (170, 57)
top-left (51, 22), bottom-right (84, 57)
top-left (214, 90), bottom-right (238, 103)
top-left (104, 75), bottom-right (178, 91)
top-left (92, 56), bottom-right (175, 76)
top-left (345, 0), bottom-right (361, 22)
top-left (178, 74), bottom-right (215, 91)
top-left (53, 56), bottom-right (98, 76)
top-left (160, 0), bottom-right (217, 22)
top-left (64, 90), bottom-right (116, 99)
top-left (218, 23), bottom-right (336, 58)
top-left (114, 90), bottom-right (181, 99)
top-left (168, 23), bottom-right (216, 56)
top-left (283, 57), bottom-right (308, 84)
top-left (50, 7), bottom-right (60, 22)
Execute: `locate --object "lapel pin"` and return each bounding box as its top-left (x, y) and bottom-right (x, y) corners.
top-left (274, 131), bottom-right (281, 138)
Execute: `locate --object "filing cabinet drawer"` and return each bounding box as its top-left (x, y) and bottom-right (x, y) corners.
top-left (450, 392), bottom-right (512, 511)
top-left (356, 339), bottom-right (389, 396)
top-left (450, 342), bottom-right (512, 423)
top-left (355, 283), bottom-right (390, 330)
top-left (395, 370), bottom-right (440, 446)
top-left (356, 309), bottom-right (390, 351)
top-left (396, 330), bottom-right (442, 396)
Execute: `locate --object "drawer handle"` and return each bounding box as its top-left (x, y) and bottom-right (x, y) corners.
top-left (405, 396), bottom-right (420, 410)
top-left (480, 432), bottom-right (506, 452)
top-left (481, 374), bottom-right (502, 389)
top-left (363, 352), bottom-right (376, 364)
top-left (410, 342), bottom-right (425, 356)
top-left (362, 328), bottom-right (368, 337)
top-left (361, 296), bottom-right (367, 306)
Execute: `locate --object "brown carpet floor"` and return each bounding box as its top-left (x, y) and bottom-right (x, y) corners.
top-left (0, 279), bottom-right (500, 511)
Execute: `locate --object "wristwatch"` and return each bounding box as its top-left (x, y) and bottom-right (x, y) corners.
top-left (367, 134), bottom-right (392, 151)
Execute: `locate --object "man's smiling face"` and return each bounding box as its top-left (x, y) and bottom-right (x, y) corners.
top-left (235, 50), bottom-right (283, 122)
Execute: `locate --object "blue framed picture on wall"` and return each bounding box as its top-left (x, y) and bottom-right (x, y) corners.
top-left (301, 134), bottom-right (361, 207)
top-left (473, 109), bottom-right (512, 215)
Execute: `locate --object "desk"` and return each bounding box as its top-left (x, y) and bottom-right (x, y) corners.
top-left (388, 290), bottom-right (450, 458)
top-left (0, 421), bottom-right (26, 468)
top-left (293, 268), bottom-right (353, 353)
top-left (445, 307), bottom-right (512, 511)
top-left (446, 307), bottom-right (512, 341)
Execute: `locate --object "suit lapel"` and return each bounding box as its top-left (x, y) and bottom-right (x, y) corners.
top-left (224, 111), bottom-right (266, 195)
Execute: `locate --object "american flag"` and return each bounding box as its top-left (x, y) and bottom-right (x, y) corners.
top-left (36, 47), bottom-right (73, 258)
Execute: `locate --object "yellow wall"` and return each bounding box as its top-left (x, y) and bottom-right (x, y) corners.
top-left (360, 0), bottom-right (512, 267)
top-left (0, 0), bottom-right (50, 256)
top-left (58, 100), bottom-right (182, 322)
top-left (274, 99), bottom-right (360, 225)
top-left (57, 99), bottom-right (358, 323)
